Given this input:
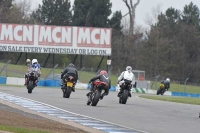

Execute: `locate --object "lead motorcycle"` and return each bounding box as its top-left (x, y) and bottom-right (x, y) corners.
top-left (87, 81), bottom-right (107, 106)
top-left (118, 80), bottom-right (132, 104)
top-left (62, 75), bottom-right (75, 98)
top-left (156, 83), bottom-right (167, 95)
top-left (26, 69), bottom-right (38, 94)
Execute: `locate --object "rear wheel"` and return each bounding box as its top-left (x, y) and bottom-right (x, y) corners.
top-left (65, 87), bottom-right (72, 98)
top-left (121, 89), bottom-right (128, 104)
top-left (27, 81), bottom-right (33, 94)
top-left (91, 91), bottom-right (101, 106)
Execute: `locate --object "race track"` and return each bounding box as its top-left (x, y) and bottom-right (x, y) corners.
top-left (0, 86), bottom-right (200, 133)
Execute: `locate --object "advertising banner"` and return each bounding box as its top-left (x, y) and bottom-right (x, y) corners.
top-left (0, 23), bottom-right (112, 55)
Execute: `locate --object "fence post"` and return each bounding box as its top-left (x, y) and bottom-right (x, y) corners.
top-left (45, 64), bottom-right (58, 79)
top-left (151, 75), bottom-right (160, 89)
top-left (79, 67), bottom-right (85, 82)
top-left (184, 78), bottom-right (189, 93)
top-left (0, 60), bottom-right (11, 76)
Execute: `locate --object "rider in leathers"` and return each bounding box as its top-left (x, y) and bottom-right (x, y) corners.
top-left (86, 70), bottom-right (111, 100)
top-left (117, 66), bottom-right (135, 97)
top-left (161, 78), bottom-right (170, 91)
top-left (61, 63), bottom-right (78, 92)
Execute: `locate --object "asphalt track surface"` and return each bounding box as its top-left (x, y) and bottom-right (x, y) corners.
top-left (0, 86), bottom-right (200, 133)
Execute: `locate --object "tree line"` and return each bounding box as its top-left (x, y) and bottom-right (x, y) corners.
top-left (0, 0), bottom-right (199, 82)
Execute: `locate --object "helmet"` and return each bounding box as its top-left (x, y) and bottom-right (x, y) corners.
top-left (166, 78), bottom-right (170, 82)
top-left (126, 66), bottom-right (132, 72)
top-left (68, 63), bottom-right (74, 67)
top-left (32, 59), bottom-right (38, 64)
top-left (100, 70), bottom-right (107, 75)
top-left (26, 59), bottom-right (30, 63)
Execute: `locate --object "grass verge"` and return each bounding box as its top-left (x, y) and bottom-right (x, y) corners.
top-left (139, 95), bottom-right (200, 105)
top-left (0, 124), bottom-right (51, 133)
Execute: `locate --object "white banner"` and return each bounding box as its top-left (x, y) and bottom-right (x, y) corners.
top-left (0, 23), bottom-right (112, 55)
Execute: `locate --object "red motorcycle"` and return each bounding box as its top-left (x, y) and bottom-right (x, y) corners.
top-left (87, 81), bottom-right (107, 106)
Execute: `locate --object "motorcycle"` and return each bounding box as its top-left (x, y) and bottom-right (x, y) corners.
top-left (26, 69), bottom-right (37, 94)
top-left (63, 75), bottom-right (75, 98)
top-left (118, 80), bottom-right (132, 104)
top-left (156, 83), bottom-right (167, 95)
top-left (87, 81), bottom-right (106, 106)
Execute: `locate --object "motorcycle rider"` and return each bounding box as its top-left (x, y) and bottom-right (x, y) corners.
top-left (24, 59), bottom-right (41, 86)
top-left (161, 78), bottom-right (170, 91)
top-left (61, 63), bottom-right (78, 92)
top-left (86, 70), bottom-right (111, 100)
top-left (117, 66), bottom-right (135, 97)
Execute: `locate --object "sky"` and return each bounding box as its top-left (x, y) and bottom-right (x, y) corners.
top-left (30, 0), bottom-right (200, 28)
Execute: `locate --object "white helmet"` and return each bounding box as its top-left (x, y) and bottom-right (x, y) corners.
top-left (166, 78), bottom-right (170, 82)
top-left (26, 59), bottom-right (30, 63)
top-left (126, 66), bottom-right (132, 72)
top-left (32, 59), bottom-right (38, 64)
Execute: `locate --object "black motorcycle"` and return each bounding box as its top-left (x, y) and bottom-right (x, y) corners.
top-left (156, 83), bottom-right (167, 95)
top-left (26, 70), bottom-right (37, 93)
top-left (119, 80), bottom-right (132, 104)
top-left (62, 76), bottom-right (75, 98)
top-left (87, 81), bottom-right (106, 106)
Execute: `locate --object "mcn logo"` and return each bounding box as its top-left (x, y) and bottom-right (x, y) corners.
top-left (0, 24), bottom-right (112, 48)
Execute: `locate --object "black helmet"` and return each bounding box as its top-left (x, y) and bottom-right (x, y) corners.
top-left (68, 63), bottom-right (74, 67)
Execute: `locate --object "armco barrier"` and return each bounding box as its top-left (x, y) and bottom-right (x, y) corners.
top-left (37, 80), bottom-right (46, 86)
top-left (45, 79), bottom-right (61, 87)
top-left (0, 76), bottom-right (6, 84)
top-left (6, 77), bottom-right (24, 85)
top-left (172, 92), bottom-right (200, 98)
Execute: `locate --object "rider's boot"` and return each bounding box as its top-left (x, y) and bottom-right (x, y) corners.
top-left (72, 85), bottom-right (75, 92)
top-left (24, 78), bottom-right (28, 86)
top-left (86, 92), bottom-right (92, 97)
top-left (128, 91), bottom-right (132, 97)
top-left (117, 89), bottom-right (122, 97)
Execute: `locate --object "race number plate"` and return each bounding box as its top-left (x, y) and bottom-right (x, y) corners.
top-left (67, 82), bottom-right (73, 87)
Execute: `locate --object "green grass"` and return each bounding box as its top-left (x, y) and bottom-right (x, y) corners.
top-left (0, 63), bottom-right (118, 86)
top-left (0, 124), bottom-right (51, 133)
top-left (140, 95), bottom-right (200, 105)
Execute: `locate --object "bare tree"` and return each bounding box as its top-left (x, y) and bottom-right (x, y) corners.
top-left (122, 0), bottom-right (140, 36)
top-left (144, 3), bottom-right (162, 28)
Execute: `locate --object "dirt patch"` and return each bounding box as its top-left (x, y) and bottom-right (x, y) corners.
top-left (0, 109), bottom-right (86, 133)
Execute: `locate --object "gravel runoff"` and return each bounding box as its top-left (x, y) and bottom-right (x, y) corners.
top-left (0, 100), bottom-right (104, 133)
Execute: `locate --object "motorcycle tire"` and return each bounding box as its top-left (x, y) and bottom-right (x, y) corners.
top-left (156, 88), bottom-right (162, 95)
top-left (27, 81), bottom-right (33, 94)
top-left (121, 89), bottom-right (128, 104)
top-left (91, 91), bottom-right (101, 106)
top-left (65, 87), bottom-right (72, 98)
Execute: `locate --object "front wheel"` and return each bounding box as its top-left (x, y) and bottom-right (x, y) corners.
top-left (91, 91), bottom-right (101, 106)
top-left (121, 89), bottom-right (128, 104)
